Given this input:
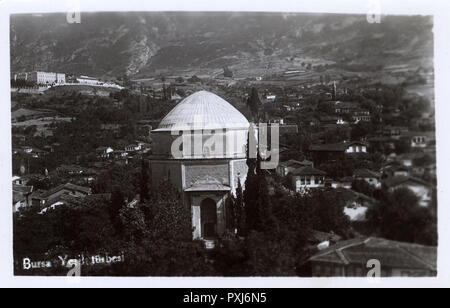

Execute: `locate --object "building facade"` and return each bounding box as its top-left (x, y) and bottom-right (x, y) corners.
top-left (76, 76), bottom-right (101, 85)
top-left (149, 91), bottom-right (249, 241)
top-left (31, 71), bottom-right (66, 85)
top-left (291, 166), bottom-right (327, 192)
top-left (14, 71), bottom-right (66, 85)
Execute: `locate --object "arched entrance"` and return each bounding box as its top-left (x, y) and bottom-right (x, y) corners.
top-left (200, 198), bottom-right (217, 239)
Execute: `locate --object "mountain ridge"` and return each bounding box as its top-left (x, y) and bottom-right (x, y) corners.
top-left (10, 12), bottom-right (434, 79)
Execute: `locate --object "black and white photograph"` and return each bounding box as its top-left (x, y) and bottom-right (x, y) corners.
top-left (1, 0), bottom-right (450, 289)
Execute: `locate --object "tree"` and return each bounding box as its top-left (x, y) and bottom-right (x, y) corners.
top-left (352, 179), bottom-right (376, 197)
top-left (225, 196), bottom-right (236, 232)
top-left (366, 188), bottom-right (437, 246)
top-left (351, 122), bottom-right (372, 141)
top-left (235, 179), bottom-right (246, 236)
top-left (394, 138), bottom-right (411, 155)
top-left (307, 189), bottom-right (352, 238)
top-left (140, 159), bottom-right (149, 201)
top-left (109, 190), bottom-right (126, 236)
top-left (244, 154), bottom-right (277, 235)
top-left (247, 88), bottom-right (262, 121)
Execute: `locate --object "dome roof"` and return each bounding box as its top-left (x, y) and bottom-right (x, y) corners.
top-left (153, 91), bottom-right (249, 132)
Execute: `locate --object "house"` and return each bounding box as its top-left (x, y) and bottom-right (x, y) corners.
top-left (96, 147), bottom-right (114, 159)
top-left (309, 141), bottom-right (368, 165)
top-left (404, 131), bottom-right (436, 148)
top-left (384, 176), bottom-right (433, 207)
top-left (114, 150), bottom-right (129, 159)
top-left (397, 153), bottom-right (424, 167)
top-left (125, 144), bottom-right (142, 152)
top-left (301, 237), bottom-right (437, 277)
top-left (320, 116), bottom-right (339, 125)
top-left (392, 166), bottom-right (411, 177)
top-left (276, 159), bottom-right (314, 177)
top-left (265, 95), bottom-right (277, 102)
top-left (31, 183), bottom-right (92, 209)
top-left (352, 109), bottom-right (371, 123)
top-left (353, 169), bottom-right (381, 188)
top-left (76, 75), bottom-right (101, 86)
top-left (13, 183), bottom-right (34, 212)
top-left (56, 165), bottom-right (99, 183)
top-left (336, 117), bottom-right (347, 125)
top-left (334, 101), bottom-right (359, 114)
top-left (383, 126), bottom-right (409, 139)
top-left (291, 166), bottom-right (327, 192)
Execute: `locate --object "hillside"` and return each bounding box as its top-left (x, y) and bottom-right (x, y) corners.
top-left (10, 12), bottom-right (434, 79)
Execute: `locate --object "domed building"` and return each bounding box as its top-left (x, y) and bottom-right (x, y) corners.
top-left (150, 91), bottom-right (249, 240)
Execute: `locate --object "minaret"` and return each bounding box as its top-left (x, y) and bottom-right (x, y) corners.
top-left (332, 81), bottom-right (337, 101)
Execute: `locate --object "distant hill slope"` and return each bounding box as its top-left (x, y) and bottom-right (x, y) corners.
top-left (10, 12), bottom-right (434, 79)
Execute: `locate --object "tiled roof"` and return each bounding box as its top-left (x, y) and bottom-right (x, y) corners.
top-left (310, 141), bottom-right (368, 152)
top-left (38, 183), bottom-right (92, 199)
top-left (383, 176), bottom-right (430, 188)
top-left (279, 159), bottom-right (313, 168)
top-left (403, 131), bottom-right (436, 138)
top-left (292, 166), bottom-right (327, 176)
top-left (309, 230), bottom-right (342, 244)
top-left (354, 169), bottom-right (380, 179)
top-left (309, 237), bottom-right (437, 271)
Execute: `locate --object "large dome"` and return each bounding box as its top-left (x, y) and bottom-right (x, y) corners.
top-left (154, 91), bottom-right (249, 132)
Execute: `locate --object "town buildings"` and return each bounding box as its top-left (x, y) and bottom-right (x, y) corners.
top-left (354, 168), bottom-right (382, 189)
top-left (309, 141), bottom-right (368, 165)
top-left (31, 183), bottom-right (92, 209)
top-left (76, 75), bottom-right (101, 85)
top-left (13, 71), bottom-right (66, 85)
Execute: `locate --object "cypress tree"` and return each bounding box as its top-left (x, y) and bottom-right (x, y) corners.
top-left (247, 87), bottom-right (262, 121)
top-left (140, 159), bottom-right (149, 201)
top-left (244, 152), bottom-right (276, 234)
top-left (235, 179), bottom-right (245, 236)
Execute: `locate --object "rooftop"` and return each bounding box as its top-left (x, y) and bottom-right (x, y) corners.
top-left (153, 91), bottom-right (249, 132)
top-left (310, 141), bottom-right (368, 152)
top-left (354, 169), bottom-right (381, 179)
top-left (34, 183), bottom-right (92, 200)
top-left (292, 166), bottom-right (327, 176)
top-left (384, 176), bottom-right (430, 188)
top-left (309, 237), bottom-right (436, 271)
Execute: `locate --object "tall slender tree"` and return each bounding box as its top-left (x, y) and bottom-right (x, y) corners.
top-left (140, 159), bottom-right (149, 201)
top-left (247, 87), bottom-right (262, 122)
top-left (244, 152), bottom-right (276, 235)
top-left (235, 179), bottom-right (245, 236)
